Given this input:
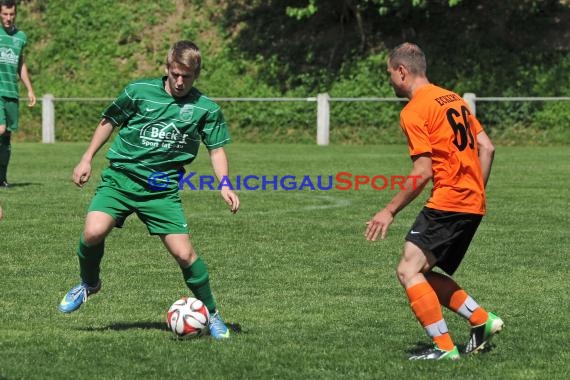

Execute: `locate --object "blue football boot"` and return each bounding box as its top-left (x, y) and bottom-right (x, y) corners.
top-left (58, 281), bottom-right (101, 313)
top-left (209, 310), bottom-right (230, 340)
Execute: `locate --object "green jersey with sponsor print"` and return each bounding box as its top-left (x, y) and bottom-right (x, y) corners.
top-left (102, 77), bottom-right (230, 191)
top-left (0, 26), bottom-right (27, 99)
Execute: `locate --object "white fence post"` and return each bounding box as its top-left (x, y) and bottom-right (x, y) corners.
top-left (42, 94), bottom-right (55, 143)
top-left (317, 93), bottom-right (330, 146)
top-left (463, 92), bottom-right (476, 116)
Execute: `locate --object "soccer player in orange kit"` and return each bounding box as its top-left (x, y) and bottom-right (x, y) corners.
top-left (365, 42), bottom-right (503, 360)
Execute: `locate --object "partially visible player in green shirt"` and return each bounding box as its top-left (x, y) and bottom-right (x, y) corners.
top-left (58, 40), bottom-right (240, 340)
top-left (0, 0), bottom-right (36, 188)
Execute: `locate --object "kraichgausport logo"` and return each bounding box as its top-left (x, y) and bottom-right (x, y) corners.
top-left (147, 171), bottom-right (422, 191)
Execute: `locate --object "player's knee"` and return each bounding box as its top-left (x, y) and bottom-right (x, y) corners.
top-left (82, 226), bottom-right (109, 245)
top-left (396, 264), bottom-right (415, 287)
top-left (83, 212), bottom-right (114, 244)
top-left (396, 270), bottom-right (405, 286)
top-left (175, 256), bottom-right (192, 268)
top-left (173, 249), bottom-right (197, 268)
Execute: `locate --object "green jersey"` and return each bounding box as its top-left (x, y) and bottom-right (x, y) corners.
top-left (102, 77), bottom-right (231, 191)
top-left (0, 26), bottom-right (26, 99)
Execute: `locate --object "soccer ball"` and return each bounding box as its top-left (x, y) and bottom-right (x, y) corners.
top-left (166, 297), bottom-right (210, 338)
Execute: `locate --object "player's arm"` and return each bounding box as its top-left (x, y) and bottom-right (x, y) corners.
top-left (365, 154), bottom-right (432, 241)
top-left (477, 130), bottom-right (495, 187)
top-left (18, 54), bottom-right (36, 107)
top-left (208, 147), bottom-right (240, 213)
top-left (73, 119), bottom-right (115, 187)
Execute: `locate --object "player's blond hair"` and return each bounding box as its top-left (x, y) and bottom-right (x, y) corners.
top-left (166, 40), bottom-right (202, 78)
top-left (388, 42), bottom-right (427, 76)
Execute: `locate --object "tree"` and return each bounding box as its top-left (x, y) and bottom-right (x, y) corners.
top-left (286, 0), bottom-right (464, 53)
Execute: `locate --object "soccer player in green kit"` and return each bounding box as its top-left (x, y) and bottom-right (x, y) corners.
top-left (0, 0), bottom-right (36, 187)
top-left (58, 40), bottom-right (239, 340)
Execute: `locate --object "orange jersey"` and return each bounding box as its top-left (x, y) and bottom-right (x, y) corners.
top-left (400, 84), bottom-right (486, 215)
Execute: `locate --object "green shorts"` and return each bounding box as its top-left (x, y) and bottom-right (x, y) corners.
top-left (0, 97), bottom-right (20, 133)
top-left (88, 167), bottom-right (190, 235)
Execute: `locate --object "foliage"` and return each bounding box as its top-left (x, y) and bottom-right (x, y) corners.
top-left (12, 0), bottom-right (570, 145)
top-left (286, 0), bottom-right (318, 20)
top-left (218, 0), bottom-right (570, 145)
top-left (285, 0), bottom-right (466, 19)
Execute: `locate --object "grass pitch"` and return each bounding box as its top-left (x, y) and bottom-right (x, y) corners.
top-left (0, 142), bottom-right (568, 379)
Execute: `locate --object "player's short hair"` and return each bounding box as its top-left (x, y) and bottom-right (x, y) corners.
top-left (388, 42), bottom-right (427, 76)
top-left (0, 0), bottom-right (17, 9)
top-left (166, 40), bottom-right (201, 78)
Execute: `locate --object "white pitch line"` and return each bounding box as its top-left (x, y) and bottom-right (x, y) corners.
top-left (187, 193), bottom-right (352, 218)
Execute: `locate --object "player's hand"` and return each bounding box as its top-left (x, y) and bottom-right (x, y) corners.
top-left (28, 91), bottom-right (36, 107)
top-left (73, 161), bottom-right (92, 187)
top-left (365, 208), bottom-right (394, 241)
top-left (220, 188), bottom-right (240, 214)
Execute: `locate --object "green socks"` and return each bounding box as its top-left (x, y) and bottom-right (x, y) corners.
top-left (77, 236), bottom-right (104, 286)
top-left (181, 256), bottom-right (216, 312)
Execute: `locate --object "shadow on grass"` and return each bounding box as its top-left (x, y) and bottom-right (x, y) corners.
top-left (405, 341), bottom-right (434, 357)
top-left (78, 321), bottom-right (244, 334)
top-left (1, 182), bottom-right (41, 188)
top-left (406, 340), bottom-right (496, 357)
top-left (79, 321), bottom-right (168, 332)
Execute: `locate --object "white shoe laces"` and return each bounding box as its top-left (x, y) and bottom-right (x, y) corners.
top-left (69, 285), bottom-right (88, 303)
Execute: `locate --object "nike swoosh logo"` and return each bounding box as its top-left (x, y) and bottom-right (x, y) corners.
top-left (212, 329), bottom-right (230, 338)
top-left (410, 230), bottom-right (420, 235)
top-left (145, 107), bottom-right (156, 112)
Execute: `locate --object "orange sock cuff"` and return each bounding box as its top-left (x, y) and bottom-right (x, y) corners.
top-left (434, 334), bottom-right (455, 351)
top-left (449, 289), bottom-right (469, 311)
top-left (469, 307), bottom-right (489, 326)
top-left (406, 282), bottom-right (433, 303)
top-left (448, 289), bottom-right (488, 325)
top-left (406, 282), bottom-right (443, 326)
top-left (407, 282), bottom-right (455, 350)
